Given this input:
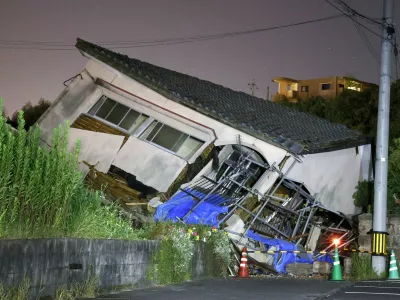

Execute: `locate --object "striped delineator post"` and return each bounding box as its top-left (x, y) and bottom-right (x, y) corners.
top-left (237, 247), bottom-right (249, 278)
top-left (388, 250), bottom-right (400, 280)
top-left (330, 247), bottom-right (343, 281)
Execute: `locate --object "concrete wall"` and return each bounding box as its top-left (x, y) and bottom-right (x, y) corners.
top-left (358, 214), bottom-right (400, 258)
top-left (37, 70), bottom-right (103, 144)
top-left (0, 239), bottom-right (216, 299)
top-left (282, 145), bottom-right (372, 215)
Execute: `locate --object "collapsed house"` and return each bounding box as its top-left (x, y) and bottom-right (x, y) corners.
top-left (37, 38), bottom-right (373, 273)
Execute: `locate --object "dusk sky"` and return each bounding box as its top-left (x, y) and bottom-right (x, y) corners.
top-left (1, 0), bottom-right (399, 115)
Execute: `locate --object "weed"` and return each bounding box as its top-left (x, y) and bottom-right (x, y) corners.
top-left (0, 278), bottom-right (30, 300)
top-left (349, 253), bottom-right (386, 281)
top-left (0, 99), bottom-right (140, 240)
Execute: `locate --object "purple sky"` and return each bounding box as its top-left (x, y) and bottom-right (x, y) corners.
top-left (0, 0), bottom-right (399, 115)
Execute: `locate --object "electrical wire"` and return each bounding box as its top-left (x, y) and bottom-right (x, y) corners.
top-left (332, 0), bottom-right (384, 27)
top-left (343, 0), bottom-right (380, 64)
top-left (324, 0), bottom-right (383, 39)
top-left (0, 14), bottom-right (344, 51)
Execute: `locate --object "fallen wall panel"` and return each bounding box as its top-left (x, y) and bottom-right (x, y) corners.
top-left (68, 128), bottom-right (124, 174)
top-left (113, 137), bottom-right (187, 192)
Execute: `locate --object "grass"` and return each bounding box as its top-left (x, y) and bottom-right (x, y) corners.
top-left (0, 276), bottom-right (99, 300)
top-left (349, 253), bottom-right (386, 281)
top-left (0, 99), bottom-right (142, 240)
top-left (0, 278), bottom-right (30, 300)
top-left (55, 276), bottom-right (99, 300)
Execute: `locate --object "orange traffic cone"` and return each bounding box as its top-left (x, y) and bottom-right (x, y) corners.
top-left (237, 247), bottom-right (249, 278)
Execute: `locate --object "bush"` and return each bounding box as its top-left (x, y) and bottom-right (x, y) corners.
top-left (349, 253), bottom-right (384, 281)
top-left (388, 138), bottom-right (400, 214)
top-left (0, 99), bottom-right (140, 240)
top-left (353, 180), bottom-right (374, 213)
top-left (147, 222), bottom-right (232, 285)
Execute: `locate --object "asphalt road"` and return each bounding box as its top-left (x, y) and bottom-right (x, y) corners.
top-left (85, 278), bottom-right (351, 300)
top-left (325, 279), bottom-right (400, 299)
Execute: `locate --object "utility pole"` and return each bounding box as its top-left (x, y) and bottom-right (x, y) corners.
top-left (372, 0), bottom-right (395, 274)
top-left (248, 79), bottom-right (258, 96)
top-left (266, 86), bottom-right (270, 101)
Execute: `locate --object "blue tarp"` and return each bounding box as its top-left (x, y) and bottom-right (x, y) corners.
top-left (154, 190), bottom-right (228, 226)
top-left (246, 230), bottom-right (333, 273)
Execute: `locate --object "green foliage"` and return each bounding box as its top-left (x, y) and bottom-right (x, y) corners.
top-left (349, 254), bottom-right (385, 281)
top-left (0, 275), bottom-right (99, 300)
top-left (11, 99), bottom-right (51, 130)
top-left (388, 138), bottom-right (400, 214)
top-left (280, 81), bottom-right (400, 214)
top-left (150, 225), bottom-right (194, 284)
top-left (0, 99), bottom-right (139, 239)
top-left (147, 222), bottom-right (232, 285)
top-left (352, 180), bottom-right (374, 213)
top-left (208, 230), bottom-right (232, 276)
top-left (0, 278), bottom-right (30, 300)
top-left (55, 275), bottom-right (99, 300)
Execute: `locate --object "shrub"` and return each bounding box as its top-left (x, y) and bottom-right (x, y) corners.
top-left (349, 253), bottom-right (384, 281)
top-left (148, 222), bottom-right (232, 284)
top-left (353, 180), bottom-right (374, 213)
top-left (0, 99), bottom-right (139, 240)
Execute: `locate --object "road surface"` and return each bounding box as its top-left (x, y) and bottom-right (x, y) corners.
top-left (325, 279), bottom-right (400, 299)
top-left (85, 277), bottom-right (350, 300)
top-left (85, 278), bottom-right (400, 300)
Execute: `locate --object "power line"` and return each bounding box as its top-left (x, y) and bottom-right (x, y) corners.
top-left (343, 0), bottom-right (380, 64)
top-left (332, 0), bottom-right (384, 27)
top-left (0, 14), bottom-right (344, 51)
top-left (324, 0), bottom-right (383, 39)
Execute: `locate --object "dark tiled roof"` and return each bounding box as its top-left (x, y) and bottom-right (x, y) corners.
top-left (75, 38), bottom-right (370, 154)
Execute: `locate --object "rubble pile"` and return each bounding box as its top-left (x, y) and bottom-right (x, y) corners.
top-left (154, 144), bottom-right (358, 274)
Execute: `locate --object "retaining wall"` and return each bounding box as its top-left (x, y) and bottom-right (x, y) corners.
top-left (0, 238), bottom-right (216, 299)
top-left (358, 214), bottom-right (400, 257)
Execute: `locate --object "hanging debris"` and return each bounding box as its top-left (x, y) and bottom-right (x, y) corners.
top-left (154, 144), bottom-right (357, 274)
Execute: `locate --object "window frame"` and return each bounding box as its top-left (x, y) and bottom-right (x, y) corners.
top-left (87, 96), bottom-right (150, 134)
top-left (139, 120), bottom-right (204, 159)
top-left (320, 83), bottom-right (332, 91)
top-left (300, 85), bottom-right (309, 92)
top-left (87, 95), bottom-right (205, 160)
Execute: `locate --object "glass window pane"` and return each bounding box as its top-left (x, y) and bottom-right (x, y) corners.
top-left (95, 98), bottom-right (116, 119)
top-left (130, 114), bottom-right (149, 133)
top-left (171, 133), bottom-right (189, 152)
top-left (152, 125), bottom-right (184, 151)
top-left (140, 121), bottom-right (161, 141)
top-left (119, 110), bottom-right (140, 130)
top-left (176, 137), bottom-right (204, 159)
top-left (105, 103), bottom-right (129, 125)
top-left (88, 96), bottom-right (106, 115)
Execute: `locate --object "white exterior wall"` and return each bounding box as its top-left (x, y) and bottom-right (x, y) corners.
top-left (282, 144), bottom-right (372, 215)
top-left (84, 57), bottom-right (288, 167)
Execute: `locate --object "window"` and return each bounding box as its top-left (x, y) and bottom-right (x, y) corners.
top-left (300, 86), bottom-right (309, 92)
top-left (140, 121), bottom-right (204, 159)
top-left (88, 96), bottom-right (149, 132)
top-left (88, 96), bottom-right (205, 160)
top-left (321, 83), bottom-right (331, 90)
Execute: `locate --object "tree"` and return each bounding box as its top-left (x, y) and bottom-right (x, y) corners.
top-left (10, 98), bottom-right (51, 130)
top-left (278, 80), bottom-right (400, 213)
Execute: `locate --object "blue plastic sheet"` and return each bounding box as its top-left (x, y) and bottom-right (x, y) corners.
top-left (154, 190), bottom-right (228, 226)
top-left (246, 230), bottom-right (315, 273)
